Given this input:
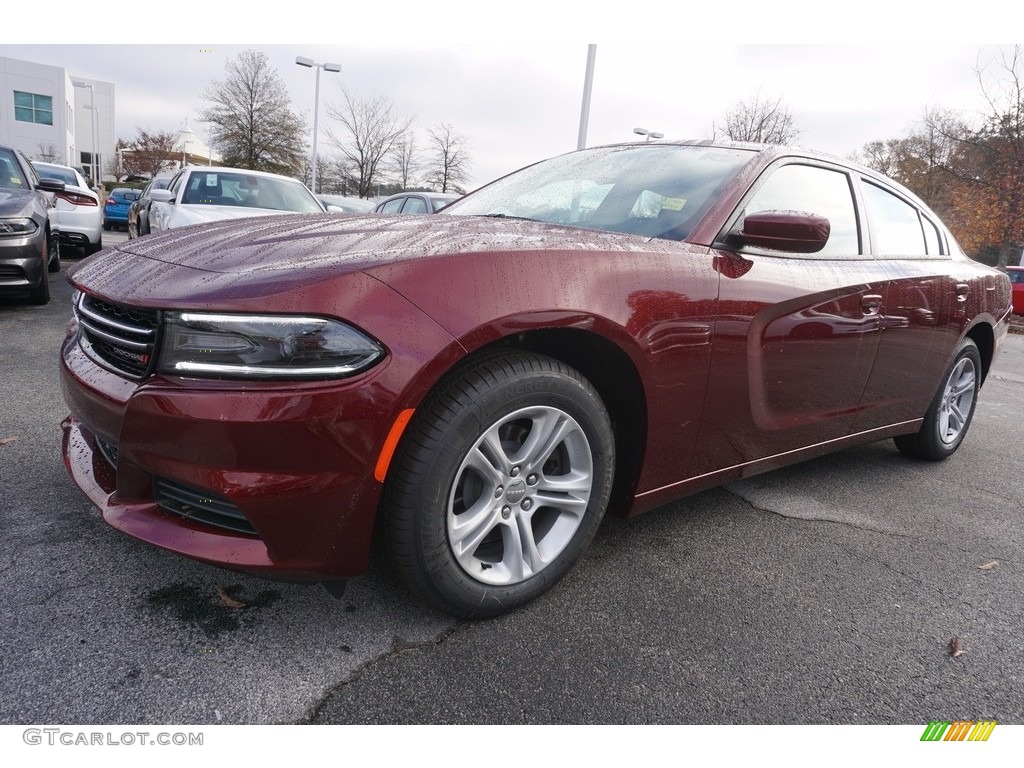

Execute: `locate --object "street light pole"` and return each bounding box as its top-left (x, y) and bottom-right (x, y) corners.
top-left (577, 45), bottom-right (597, 151)
top-left (296, 56), bottom-right (341, 194)
top-left (72, 80), bottom-right (97, 188)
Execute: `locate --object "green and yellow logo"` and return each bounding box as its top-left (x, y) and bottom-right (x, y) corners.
top-left (921, 720), bottom-right (997, 741)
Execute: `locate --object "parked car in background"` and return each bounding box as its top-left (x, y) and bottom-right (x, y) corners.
top-left (148, 167), bottom-right (325, 232)
top-left (128, 177), bottom-right (172, 239)
top-left (0, 143), bottom-right (64, 304)
top-left (1008, 266), bottom-right (1024, 314)
top-left (318, 194), bottom-right (374, 214)
top-left (103, 187), bottom-right (139, 231)
top-left (61, 140), bottom-right (1011, 618)
top-left (373, 191), bottom-right (459, 214)
top-left (32, 161), bottom-right (103, 255)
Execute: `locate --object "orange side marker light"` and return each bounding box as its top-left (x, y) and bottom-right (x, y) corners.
top-left (374, 408), bottom-right (415, 482)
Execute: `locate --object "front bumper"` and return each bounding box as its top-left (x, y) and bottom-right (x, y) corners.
top-left (60, 333), bottom-right (393, 582)
top-left (0, 231), bottom-right (45, 295)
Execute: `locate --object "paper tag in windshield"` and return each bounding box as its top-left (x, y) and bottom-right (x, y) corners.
top-left (661, 198), bottom-right (687, 211)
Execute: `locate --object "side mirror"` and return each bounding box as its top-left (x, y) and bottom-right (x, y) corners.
top-left (36, 177), bottom-right (66, 193)
top-left (150, 189), bottom-right (174, 204)
top-left (735, 210), bottom-right (830, 254)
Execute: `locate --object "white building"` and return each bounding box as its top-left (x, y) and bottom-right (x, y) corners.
top-left (0, 55), bottom-right (114, 182)
top-left (173, 118), bottom-right (219, 169)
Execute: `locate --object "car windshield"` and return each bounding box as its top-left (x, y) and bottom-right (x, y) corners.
top-left (442, 144), bottom-right (756, 241)
top-left (0, 148), bottom-right (28, 189)
top-left (181, 170), bottom-right (323, 212)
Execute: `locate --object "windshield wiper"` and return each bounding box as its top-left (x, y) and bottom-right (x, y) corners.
top-left (477, 213), bottom-right (537, 222)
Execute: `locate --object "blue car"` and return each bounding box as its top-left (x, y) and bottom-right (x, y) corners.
top-left (103, 187), bottom-right (139, 230)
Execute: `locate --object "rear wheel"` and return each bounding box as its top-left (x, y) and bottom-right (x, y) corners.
top-left (85, 236), bottom-right (103, 255)
top-left (384, 352), bottom-right (615, 618)
top-left (894, 337), bottom-right (981, 461)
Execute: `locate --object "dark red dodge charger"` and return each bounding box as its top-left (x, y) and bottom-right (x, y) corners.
top-left (60, 141), bottom-right (1012, 617)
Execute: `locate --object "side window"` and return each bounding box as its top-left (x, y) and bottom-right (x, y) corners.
top-left (862, 181), bottom-right (927, 256)
top-left (380, 198), bottom-right (404, 213)
top-left (402, 196), bottom-right (428, 214)
top-left (922, 215), bottom-right (943, 256)
top-left (166, 172), bottom-right (185, 196)
top-left (743, 164), bottom-right (860, 255)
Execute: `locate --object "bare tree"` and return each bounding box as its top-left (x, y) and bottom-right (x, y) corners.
top-left (425, 123), bottom-right (471, 193)
top-left (199, 49), bottom-right (306, 175)
top-left (34, 143), bottom-right (61, 163)
top-left (389, 135), bottom-right (420, 191)
top-left (325, 89), bottom-right (413, 199)
top-left (968, 46), bottom-right (1024, 268)
top-left (715, 94), bottom-right (800, 145)
top-left (120, 129), bottom-right (180, 179)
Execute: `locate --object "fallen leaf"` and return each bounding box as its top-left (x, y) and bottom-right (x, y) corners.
top-left (0, 436), bottom-right (18, 446)
top-left (217, 587), bottom-right (247, 609)
top-left (978, 560), bottom-right (999, 570)
top-left (949, 636), bottom-right (965, 658)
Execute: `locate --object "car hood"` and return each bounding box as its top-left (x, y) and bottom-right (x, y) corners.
top-left (170, 205), bottom-right (298, 226)
top-left (77, 213), bottom-right (686, 274)
top-left (66, 213), bottom-right (690, 306)
top-left (0, 188), bottom-right (38, 217)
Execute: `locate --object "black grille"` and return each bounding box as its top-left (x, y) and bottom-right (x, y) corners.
top-left (75, 293), bottom-right (159, 378)
top-left (0, 265), bottom-right (25, 280)
top-left (154, 478), bottom-right (258, 536)
top-left (96, 437), bottom-right (119, 469)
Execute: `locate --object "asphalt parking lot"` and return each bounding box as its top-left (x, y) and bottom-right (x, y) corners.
top-left (1, 247), bottom-right (1022, 725)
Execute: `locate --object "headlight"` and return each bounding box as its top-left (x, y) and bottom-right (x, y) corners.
top-left (158, 312), bottom-right (385, 379)
top-left (0, 218), bottom-right (38, 237)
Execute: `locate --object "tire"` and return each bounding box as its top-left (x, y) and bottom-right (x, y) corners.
top-left (384, 352), bottom-right (615, 618)
top-left (28, 243), bottom-right (50, 306)
top-left (46, 229), bottom-right (60, 273)
top-left (103, 221), bottom-right (111, 231)
top-left (84, 236), bottom-right (102, 256)
top-left (894, 337), bottom-right (981, 461)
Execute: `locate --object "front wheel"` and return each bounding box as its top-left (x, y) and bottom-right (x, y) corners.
top-left (46, 230), bottom-right (60, 273)
top-left (894, 337), bottom-right (981, 461)
top-left (384, 352), bottom-right (615, 618)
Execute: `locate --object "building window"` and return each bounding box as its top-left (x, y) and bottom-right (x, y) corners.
top-left (14, 91), bottom-right (54, 125)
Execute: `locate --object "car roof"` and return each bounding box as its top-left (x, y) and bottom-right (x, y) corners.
top-left (182, 166), bottom-right (302, 183)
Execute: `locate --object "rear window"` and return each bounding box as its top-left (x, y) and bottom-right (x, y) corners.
top-left (34, 164), bottom-right (78, 186)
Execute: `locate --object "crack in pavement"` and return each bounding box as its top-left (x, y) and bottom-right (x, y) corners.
top-left (296, 624), bottom-right (462, 724)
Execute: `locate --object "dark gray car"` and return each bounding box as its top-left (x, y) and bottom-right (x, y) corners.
top-left (0, 144), bottom-right (64, 305)
top-left (374, 191), bottom-right (459, 214)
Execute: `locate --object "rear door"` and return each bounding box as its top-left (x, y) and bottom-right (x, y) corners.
top-left (851, 178), bottom-right (960, 430)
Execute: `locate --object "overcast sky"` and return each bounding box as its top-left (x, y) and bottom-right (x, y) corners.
top-left (6, 4), bottom-right (1012, 190)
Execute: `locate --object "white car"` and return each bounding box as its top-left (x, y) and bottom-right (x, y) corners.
top-left (148, 167), bottom-right (325, 232)
top-left (31, 161), bottom-right (103, 255)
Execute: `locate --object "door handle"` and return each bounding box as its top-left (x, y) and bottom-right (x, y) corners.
top-left (955, 283), bottom-right (969, 302)
top-left (861, 294), bottom-right (883, 314)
